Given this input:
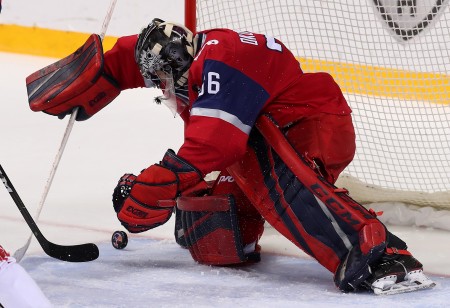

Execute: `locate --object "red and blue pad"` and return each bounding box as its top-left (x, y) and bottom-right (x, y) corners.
top-left (173, 170), bottom-right (264, 252)
top-left (228, 115), bottom-right (387, 291)
top-left (177, 195), bottom-right (250, 265)
top-left (26, 34), bottom-right (120, 121)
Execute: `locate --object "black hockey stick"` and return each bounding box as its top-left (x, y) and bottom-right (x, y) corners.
top-left (0, 164), bottom-right (99, 262)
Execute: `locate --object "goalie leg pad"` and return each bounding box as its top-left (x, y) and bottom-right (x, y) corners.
top-left (228, 125), bottom-right (387, 277)
top-left (177, 195), bottom-right (254, 265)
top-left (26, 34), bottom-right (120, 121)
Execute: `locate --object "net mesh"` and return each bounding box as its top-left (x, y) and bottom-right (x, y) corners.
top-left (195, 0), bottom-right (450, 208)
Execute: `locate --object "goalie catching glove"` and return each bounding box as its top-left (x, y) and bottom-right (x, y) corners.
top-left (112, 150), bottom-right (207, 233)
top-left (26, 34), bottom-right (120, 121)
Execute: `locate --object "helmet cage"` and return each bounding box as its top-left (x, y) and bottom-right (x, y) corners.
top-left (135, 18), bottom-right (194, 89)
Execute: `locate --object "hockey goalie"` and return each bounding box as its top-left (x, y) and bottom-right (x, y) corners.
top-left (26, 18), bottom-right (435, 295)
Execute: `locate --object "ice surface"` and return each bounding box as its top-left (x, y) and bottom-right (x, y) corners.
top-left (22, 238), bottom-right (450, 308)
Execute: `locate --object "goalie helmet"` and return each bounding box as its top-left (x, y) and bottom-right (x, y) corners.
top-left (135, 18), bottom-right (195, 89)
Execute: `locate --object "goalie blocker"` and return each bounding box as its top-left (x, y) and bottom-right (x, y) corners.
top-left (26, 34), bottom-right (120, 121)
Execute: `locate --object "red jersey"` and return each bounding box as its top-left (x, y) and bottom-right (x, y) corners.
top-left (104, 29), bottom-right (351, 176)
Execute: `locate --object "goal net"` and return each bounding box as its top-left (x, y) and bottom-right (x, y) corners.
top-left (187, 0), bottom-right (450, 216)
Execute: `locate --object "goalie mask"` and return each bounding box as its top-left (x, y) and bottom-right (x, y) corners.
top-left (135, 18), bottom-right (195, 115)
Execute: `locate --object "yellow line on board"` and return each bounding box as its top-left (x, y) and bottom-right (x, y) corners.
top-left (299, 58), bottom-right (449, 105)
top-left (1, 24), bottom-right (448, 104)
top-left (0, 24), bottom-right (118, 58)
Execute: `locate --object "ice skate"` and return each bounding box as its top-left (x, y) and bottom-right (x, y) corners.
top-left (365, 253), bottom-right (436, 295)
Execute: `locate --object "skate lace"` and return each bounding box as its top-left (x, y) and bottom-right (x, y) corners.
top-left (394, 259), bottom-right (408, 275)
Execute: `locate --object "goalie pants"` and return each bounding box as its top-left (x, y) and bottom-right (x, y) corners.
top-left (283, 113), bottom-right (356, 184)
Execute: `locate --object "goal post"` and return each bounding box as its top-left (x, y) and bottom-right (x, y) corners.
top-left (184, 1), bottom-right (450, 210)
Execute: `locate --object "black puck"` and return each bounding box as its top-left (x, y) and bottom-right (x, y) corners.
top-left (111, 230), bottom-right (128, 249)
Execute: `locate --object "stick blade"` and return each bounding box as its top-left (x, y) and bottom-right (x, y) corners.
top-left (44, 242), bottom-right (99, 262)
top-left (13, 236), bottom-right (32, 261)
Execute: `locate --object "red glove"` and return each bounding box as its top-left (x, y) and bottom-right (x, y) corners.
top-left (112, 150), bottom-right (207, 233)
top-left (0, 245), bottom-right (10, 261)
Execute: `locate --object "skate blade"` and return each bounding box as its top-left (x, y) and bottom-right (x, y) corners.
top-left (372, 270), bottom-right (436, 295)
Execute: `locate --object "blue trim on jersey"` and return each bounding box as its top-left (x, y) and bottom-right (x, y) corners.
top-left (192, 59), bottom-right (269, 132)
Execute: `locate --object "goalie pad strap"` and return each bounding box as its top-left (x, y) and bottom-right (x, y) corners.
top-left (178, 196), bottom-right (232, 212)
top-left (177, 195), bottom-right (247, 265)
top-left (26, 34), bottom-right (120, 121)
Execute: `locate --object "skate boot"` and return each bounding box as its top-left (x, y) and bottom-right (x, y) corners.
top-left (364, 249), bottom-right (436, 295)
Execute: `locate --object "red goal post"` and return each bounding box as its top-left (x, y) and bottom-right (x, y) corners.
top-left (184, 0), bottom-right (197, 34)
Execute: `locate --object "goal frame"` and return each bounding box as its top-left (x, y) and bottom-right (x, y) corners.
top-left (185, 0), bottom-right (197, 33)
top-left (182, 0), bottom-right (450, 227)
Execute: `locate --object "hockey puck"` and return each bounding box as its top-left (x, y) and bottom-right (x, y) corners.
top-left (111, 231), bottom-right (128, 249)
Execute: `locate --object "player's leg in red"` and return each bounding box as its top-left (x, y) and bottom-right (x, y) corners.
top-left (228, 114), bottom-right (431, 293)
top-left (283, 114), bottom-right (432, 293)
top-left (229, 130), bottom-right (361, 272)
